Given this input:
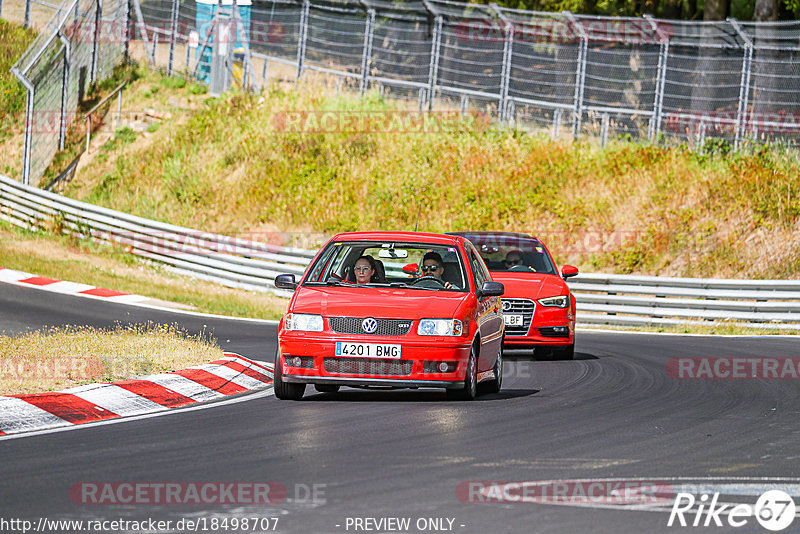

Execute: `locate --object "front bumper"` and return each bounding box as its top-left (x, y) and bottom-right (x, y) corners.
top-left (278, 334), bottom-right (472, 387)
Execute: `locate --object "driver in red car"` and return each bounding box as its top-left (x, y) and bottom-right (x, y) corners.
top-left (504, 249), bottom-right (524, 269)
top-left (419, 251), bottom-right (455, 289)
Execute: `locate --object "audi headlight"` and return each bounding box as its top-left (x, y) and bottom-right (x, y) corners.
top-left (537, 295), bottom-right (569, 308)
top-left (284, 313), bottom-right (324, 331)
top-left (417, 319), bottom-right (463, 336)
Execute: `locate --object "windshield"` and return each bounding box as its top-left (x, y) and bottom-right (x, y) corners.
top-left (457, 234), bottom-right (557, 275)
top-left (304, 241), bottom-right (468, 291)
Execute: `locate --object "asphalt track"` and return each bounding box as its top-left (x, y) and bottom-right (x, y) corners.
top-left (2, 281), bottom-right (800, 534)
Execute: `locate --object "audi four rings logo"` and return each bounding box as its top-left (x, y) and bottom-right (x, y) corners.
top-left (361, 318), bottom-right (378, 333)
top-left (502, 301), bottom-right (512, 312)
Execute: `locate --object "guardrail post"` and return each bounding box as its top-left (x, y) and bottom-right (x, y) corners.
top-left (426, 15), bottom-right (442, 111)
top-left (600, 113), bottom-right (609, 146)
top-left (58, 32), bottom-right (71, 151)
top-left (359, 7), bottom-right (375, 95)
top-left (296, 0), bottom-right (310, 80)
top-left (564, 11), bottom-right (587, 140)
top-left (552, 108), bottom-right (562, 139)
top-left (24, 0), bottom-right (31, 28)
top-left (167, 0), bottom-right (180, 76)
top-left (728, 18), bottom-right (752, 152)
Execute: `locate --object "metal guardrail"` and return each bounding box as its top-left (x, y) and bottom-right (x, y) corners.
top-left (0, 173), bottom-right (313, 298)
top-left (1, 173), bottom-right (799, 329)
top-left (570, 274), bottom-right (800, 330)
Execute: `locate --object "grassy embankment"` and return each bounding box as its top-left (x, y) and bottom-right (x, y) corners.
top-left (0, 324), bottom-right (223, 395)
top-left (63, 72), bottom-right (800, 281)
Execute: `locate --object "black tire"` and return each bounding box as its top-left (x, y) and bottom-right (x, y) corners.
top-left (485, 337), bottom-right (503, 394)
top-left (273, 350), bottom-right (305, 400)
top-left (557, 343), bottom-right (575, 360)
top-left (447, 343), bottom-right (478, 401)
top-left (314, 384), bottom-right (340, 393)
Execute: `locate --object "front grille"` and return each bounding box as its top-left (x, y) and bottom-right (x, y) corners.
top-left (538, 326), bottom-right (570, 338)
top-left (502, 298), bottom-right (535, 336)
top-left (329, 317), bottom-right (412, 336)
top-left (324, 357), bottom-right (413, 376)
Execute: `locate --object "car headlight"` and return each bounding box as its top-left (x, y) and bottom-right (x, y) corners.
top-left (284, 313), bottom-right (324, 332)
top-left (417, 319), bottom-right (463, 336)
top-left (537, 295), bottom-right (570, 308)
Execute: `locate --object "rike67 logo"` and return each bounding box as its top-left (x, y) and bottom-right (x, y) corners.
top-left (669, 490), bottom-right (796, 531)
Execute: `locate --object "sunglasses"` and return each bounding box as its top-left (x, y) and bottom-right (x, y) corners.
top-left (504, 259), bottom-right (521, 265)
top-left (421, 265), bottom-right (440, 272)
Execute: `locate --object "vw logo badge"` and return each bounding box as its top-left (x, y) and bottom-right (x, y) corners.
top-left (502, 300), bottom-right (513, 312)
top-left (362, 317), bottom-right (378, 334)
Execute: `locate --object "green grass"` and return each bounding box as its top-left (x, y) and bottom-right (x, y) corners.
top-left (0, 219), bottom-right (287, 320)
top-left (0, 20), bottom-right (37, 140)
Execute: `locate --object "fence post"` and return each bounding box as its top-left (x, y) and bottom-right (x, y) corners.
top-left (491, 4), bottom-right (513, 124)
top-left (91, 0), bottom-right (102, 83)
top-left (233, 1), bottom-right (258, 92)
top-left (167, 0), bottom-right (180, 76)
top-left (645, 15), bottom-right (669, 143)
top-left (296, 0), bottom-right (310, 80)
top-left (728, 18), bottom-right (752, 152)
top-left (58, 32), bottom-right (71, 151)
top-left (0, 0), bottom-right (5, 20)
top-left (24, 0), bottom-right (31, 27)
top-left (564, 11), bottom-right (587, 139)
top-left (359, 7), bottom-right (375, 95)
top-left (132, 0), bottom-right (154, 66)
top-left (426, 15), bottom-right (442, 111)
top-left (123, 0), bottom-right (131, 63)
top-left (11, 68), bottom-right (34, 185)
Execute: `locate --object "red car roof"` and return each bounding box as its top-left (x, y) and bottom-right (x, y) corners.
top-left (330, 231), bottom-right (464, 245)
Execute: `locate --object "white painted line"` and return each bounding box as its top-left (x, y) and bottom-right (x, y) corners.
top-left (0, 269), bottom-right (32, 283)
top-left (104, 294), bottom-right (151, 304)
top-left (0, 397), bottom-right (72, 434)
top-left (66, 384), bottom-right (167, 416)
top-left (191, 363), bottom-right (270, 390)
top-left (138, 373), bottom-right (223, 402)
top-left (220, 356), bottom-right (273, 379)
top-left (40, 281), bottom-right (96, 294)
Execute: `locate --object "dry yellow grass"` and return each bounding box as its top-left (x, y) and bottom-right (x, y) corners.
top-left (0, 323), bottom-right (223, 395)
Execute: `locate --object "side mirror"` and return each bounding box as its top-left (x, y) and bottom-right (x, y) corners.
top-left (478, 281), bottom-right (504, 298)
top-left (402, 263), bottom-right (419, 274)
top-left (274, 274), bottom-right (298, 290)
top-left (561, 265), bottom-right (579, 280)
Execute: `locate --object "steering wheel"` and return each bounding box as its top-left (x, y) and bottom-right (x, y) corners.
top-left (410, 275), bottom-right (448, 288)
top-left (508, 264), bottom-right (535, 272)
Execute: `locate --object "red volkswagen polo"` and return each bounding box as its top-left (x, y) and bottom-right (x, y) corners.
top-left (273, 232), bottom-right (505, 400)
top-left (450, 232), bottom-right (578, 359)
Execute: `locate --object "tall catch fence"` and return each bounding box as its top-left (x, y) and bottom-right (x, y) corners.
top-left (4, 0), bottom-right (800, 186)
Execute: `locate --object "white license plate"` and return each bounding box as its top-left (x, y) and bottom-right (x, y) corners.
top-left (335, 342), bottom-right (402, 359)
top-left (504, 314), bottom-right (524, 326)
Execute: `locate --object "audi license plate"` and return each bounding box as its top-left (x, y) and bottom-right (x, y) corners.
top-left (335, 342), bottom-right (401, 359)
top-left (504, 314), bottom-right (524, 326)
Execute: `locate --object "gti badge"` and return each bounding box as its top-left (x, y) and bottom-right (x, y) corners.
top-left (362, 317), bottom-right (378, 333)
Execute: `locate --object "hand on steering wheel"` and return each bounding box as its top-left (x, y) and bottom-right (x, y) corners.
top-left (411, 275), bottom-right (448, 287)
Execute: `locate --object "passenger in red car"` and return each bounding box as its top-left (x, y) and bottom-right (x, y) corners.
top-left (354, 255), bottom-right (376, 284)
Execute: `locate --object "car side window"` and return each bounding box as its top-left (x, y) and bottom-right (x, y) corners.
top-left (468, 247), bottom-right (487, 291)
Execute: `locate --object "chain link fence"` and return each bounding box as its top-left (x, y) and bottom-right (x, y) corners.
top-left (4, 0), bottom-right (800, 186)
